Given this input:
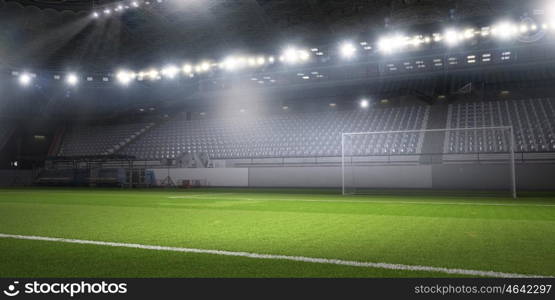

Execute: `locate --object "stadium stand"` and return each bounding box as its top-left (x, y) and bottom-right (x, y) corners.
top-left (0, 120), bottom-right (15, 151)
top-left (444, 98), bottom-right (555, 153)
top-left (120, 105), bottom-right (429, 159)
top-left (57, 122), bottom-right (155, 157)
top-left (53, 98), bottom-right (555, 161)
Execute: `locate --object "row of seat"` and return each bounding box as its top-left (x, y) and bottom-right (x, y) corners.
top-left (58, 123), bottom-right (154, 156)
top-left (121, 106), bottom-right (429, 159)
top-left (445, 99), bottom-right (555, 153)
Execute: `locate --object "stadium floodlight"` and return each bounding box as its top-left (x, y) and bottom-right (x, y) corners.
top-left (360, 99), bottom-right (369, 108)
top-left (18, 73), bottom-right (32, 86)
top-left (377, 34), bottom-right (407, 54)
top-left (282, 48), bottom-right (298, 63)
top-left (281, 47), bottom-right (310, 64)
top-left (66, 73), bottom-right (79, 86)
top-left (298, 50), bottom-right (310, 61)
top-left (492, 22), bottom-right (518, 39)
top-left (444, 29), bottom-right (460, 46)
top-left (182, 64), bottom-right (193, 74)
top-left (116, 70), bottom-right (135, 85)
top-left (221, 56), bottom-right (238, 71)
top-left (432, 33), bottom-right (442, 42)
top-left (531, 24), bottom-right (538, 31)
top-left (104, 9), bottom-right (111, 15)
top-left (463, 28), bottom-right (475, 39)
top-left (92, 11), bottom-right (99, 18)
top-left (147, 69), bottom-right (159, 80)
top-left (248, 57), bottom-right (257, 67)
top-left (257, 56), bottom-right (266, 65)
top-left (340, 42), bottom-right (357, 59)
top-left (132, 1), bottom-right (139, 7)
top-left (161, 65), bottom-right (179, 79)
top-left (200, 61), bottom-right (211, 72)
top-left (377, 37), bottom-right (393, 53)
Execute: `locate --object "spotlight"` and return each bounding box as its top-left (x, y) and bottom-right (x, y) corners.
top-left (257, 56), bottom-right (266, 65)
top-left (463, 28), bottom-right (475, 39)
top-left (377, 38), bottom-right (393, 53)
top-left (182, 64), bottom-right (193, 74)
top-left (200, 62), bottom-right (211, 72)
top-left (132, 1), bottom-right (139, 8)
top-left (116, 70), bottom-right (135, 85)
top-left (299, 50), bottom-right (310, 61)
top-left (377, 35), bottom-right (407, 54)
top-left (492, 22), bottom-right (517, 39)
top-left (147, 69), bottom-right (159, 80)
top-left (432, 33), bottom-right (442, 42)
top-left (221, 57), bottom-right (238, 71)
top-left (444, 29), bottom-right (460, 46)
top-left (66, 73), bottom-right (79, 86)
top-left (360, 99), bottom-right (369, 108)
top-left (340, 42), bottom-right (357, 59)
top-left (18, 73), bottom-right (32, 86)
top-left (248, 57), bottom-right (257, 67)
top-left (104, 9), bottom-right (111, 15)
top-left (92, 11), bottom-right (99, 18)
top-left (161, 65), bottom-right (179, 79)
top-left (283, 48), bottom-right (298, 63)
top-left (281, 47), bottom-right (310, 64)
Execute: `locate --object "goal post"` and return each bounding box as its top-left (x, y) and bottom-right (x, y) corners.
top-left (342, 126), bottom-right (517, 198)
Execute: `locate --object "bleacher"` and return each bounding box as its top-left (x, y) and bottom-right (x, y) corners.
top-left (54, 98), bottom-right (555, 162)
top-left (58, 122), bottom-right (155, 157)
top-left (0, 120), bottom-right (15, 151)
top-left (444, 98), bottom-right (555, 153)
top-left (121, 105), bottom-right (429, 159)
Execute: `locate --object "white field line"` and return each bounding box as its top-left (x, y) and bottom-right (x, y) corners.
top-left (168, 193), bottom-right (236, 199)
top-left (0, 233), bottom-right (549, 278)
top-left (165, 196), bottom-right (555, 207)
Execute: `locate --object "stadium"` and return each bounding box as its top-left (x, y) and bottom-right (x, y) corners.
top-left (0, 0), bottom-right (554, 283)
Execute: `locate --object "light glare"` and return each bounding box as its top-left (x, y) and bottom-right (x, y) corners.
top-left (18, 73), bottom-right (32, 86)
top-left (340, 42), bottom-right (357, 58)
top-left (66, 73), bottom-right (79, 86)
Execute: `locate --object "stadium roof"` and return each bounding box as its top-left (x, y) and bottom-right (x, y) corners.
top-left (1, 0), bottom-right (530, 70)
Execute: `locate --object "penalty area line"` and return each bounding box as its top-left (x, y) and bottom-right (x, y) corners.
top-left (0, 233), bottom-right (549, 278)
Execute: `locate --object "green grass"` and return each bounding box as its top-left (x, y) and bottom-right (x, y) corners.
top-left (0, 188), bottom-right (554, 278)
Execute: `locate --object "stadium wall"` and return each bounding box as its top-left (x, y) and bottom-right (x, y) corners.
top-left (0, 170), bottom-right (34, 186)
top-left (148, 164), bottom-right (555, 190)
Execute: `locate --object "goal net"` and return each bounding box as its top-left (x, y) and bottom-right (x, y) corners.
top-left (342, 127), bottom-right (516, 198)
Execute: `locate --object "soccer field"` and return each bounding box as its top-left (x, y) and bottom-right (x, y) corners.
top-left (0, 188), bottom-right (554, 278)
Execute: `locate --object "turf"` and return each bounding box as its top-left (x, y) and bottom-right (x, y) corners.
top-left (0, 188), bottom-right (554, 278)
